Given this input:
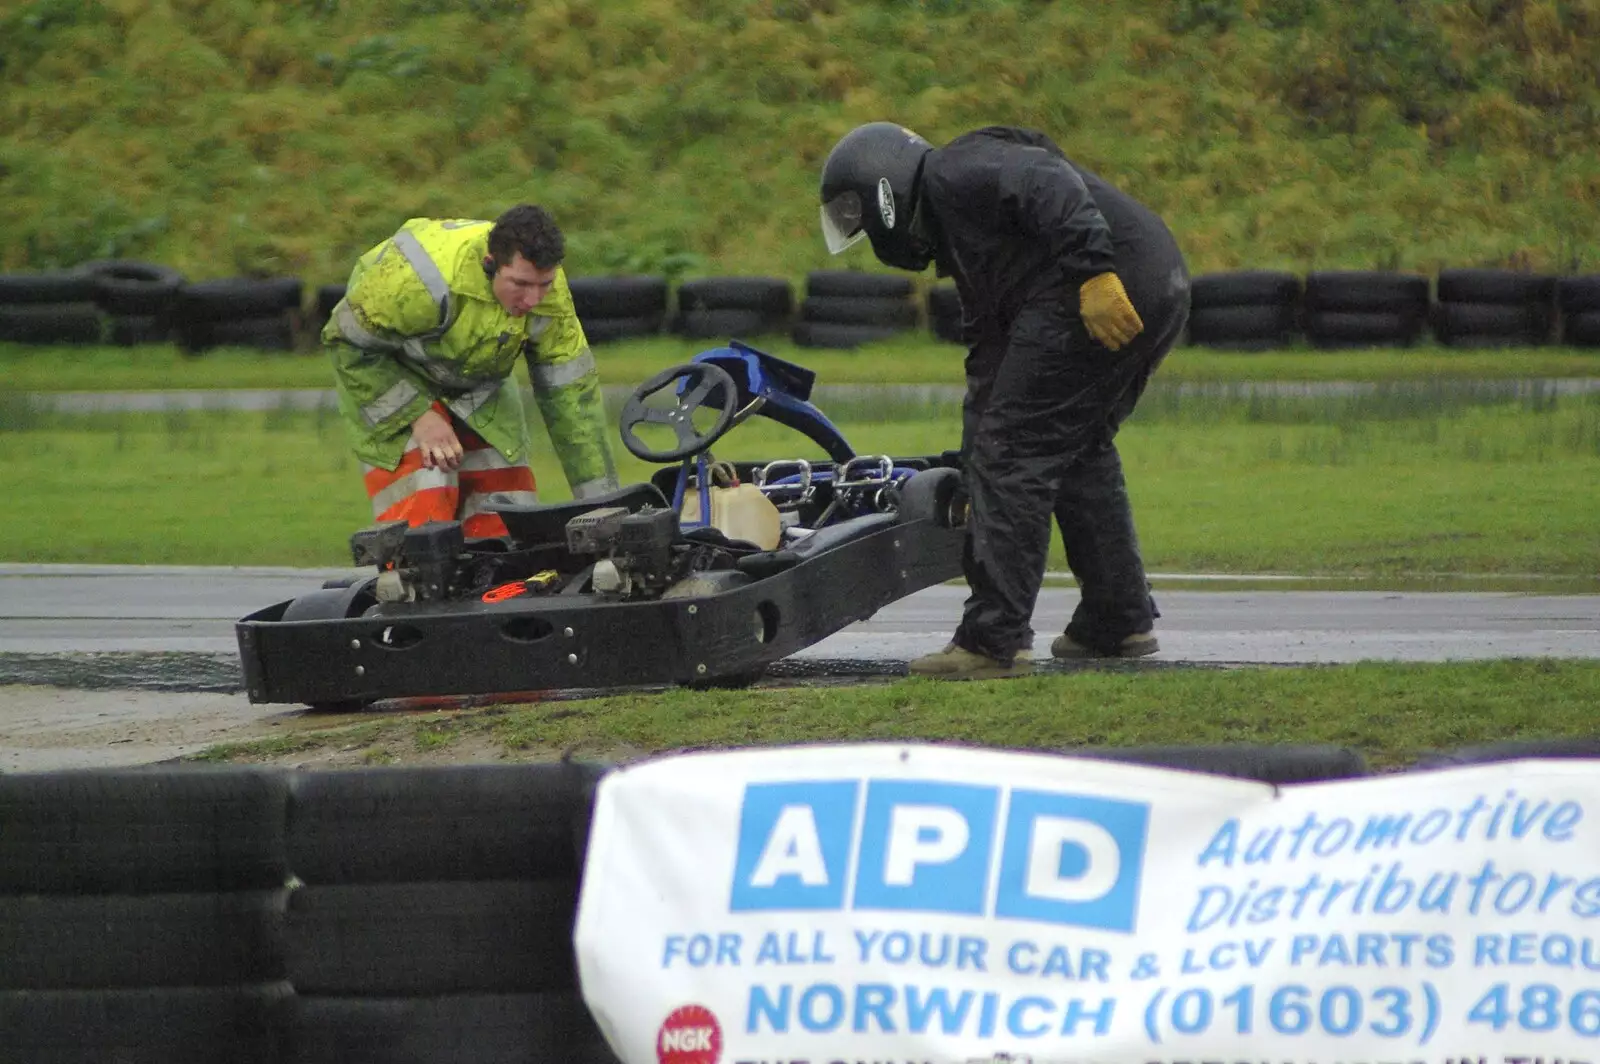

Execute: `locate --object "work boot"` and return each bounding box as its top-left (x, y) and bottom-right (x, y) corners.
top-left (1050, 631), bottom-right (1160, 659)
top-left (907, 643), bottom-right (1032, 680)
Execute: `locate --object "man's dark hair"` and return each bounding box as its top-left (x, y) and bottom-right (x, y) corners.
top-left (487, 204), bottom-right (565, 270)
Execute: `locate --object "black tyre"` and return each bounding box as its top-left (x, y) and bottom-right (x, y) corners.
top-left (0, 890), bottom-right (288, 989)
top-left (676, 276), bottom-right (792, 315)
top-left (0, 271), bottom-right (96, 305)
top-left (1432, 300), bottom-right (1552, 345)
top-left (1189, 270), bottom-right (1301, 309)
top-left (896, 467), bottom-right (965, 528)
top-left (800, 295), bottom-right (919, 328)
top-left (805, 269), bottom-right (914, 299)
top-left (1304, 309), bottom-right (1423, 348)
top-left (288, 992), bottom-right (621, 1064)
top-left (107, 314), bottom-right (171, 346)
top-left (1436, 268), bottom-right (1556, 305)
top-left (1563, 309), bottom-right (1600, 346)
top-left (1073, 743), bottom-right (1370, 783)
top-left (315, 284), bottom-right (347, 319)
top-left (76, 260), bottom-right (185, 316)
top-left (1412, 737), bottom-right (1600, 769)
top-left (287, 880), bottom-right (577, 995)
top-left (1302, 271), bottom-right (1429, 313)
top-left (172, 278), bottom-right (304, 322)
top-left (672, 307), bottom-right (774, 339)
top-left (285, 764), bottom-right (594, 884)
top-left (1556, 274), bottom-right (1600, 314)
top-left (178, 315), bottom-right (296, 353)
top-left (0, 302), bottom-right (104, 344)
top-left (1185, 303), bottom-right (1297, 348)
top-left (790, 320), bottom-right (903, 348)
top-left (582, 314), bottom-right (664, 344)
top-left (566, 275), bottom-right (668, 319)
top-left (0, 768), bottom-right (290, 894)
top-left (0, 984), bottom-right (290, 1064)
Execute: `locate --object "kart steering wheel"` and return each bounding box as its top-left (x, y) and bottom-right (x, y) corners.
top-left (619, 361), bottom-right (741, 462)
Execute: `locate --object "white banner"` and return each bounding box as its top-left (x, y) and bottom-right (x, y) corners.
top-left (574, 743), bottom-right (1600, 1064)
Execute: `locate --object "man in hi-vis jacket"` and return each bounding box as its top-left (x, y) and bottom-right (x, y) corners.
top-left (324, 204), bottom-right (618, 539)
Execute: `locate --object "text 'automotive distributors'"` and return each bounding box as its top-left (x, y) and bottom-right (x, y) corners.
top-left (574, 743), bottom-right (1600, 1064)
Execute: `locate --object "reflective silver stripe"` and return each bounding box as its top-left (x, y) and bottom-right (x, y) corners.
top-left (572, 476), bottom-right (620, 500)
top-left (447, 380), bottom-right (501, 421)
top-left (361, 378), bottom-right (420, 427)
top-left (369, 466), bottom-right (454, 516)
top-left (529, 347), bottom-right (596, 391)
top-left (392, 229), bottom-right (452, 327)
top-left (527, 317), bottom-right (550, 341)
top-left (461, 488), bottom-right (538, 519)
top-left (335, 302), bottom-right (400, 352)
top-left (457, 446), bottom-right (519, 473)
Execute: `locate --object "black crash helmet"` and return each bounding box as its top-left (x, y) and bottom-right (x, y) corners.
top-left (819, 122), bottom-right (934, 269)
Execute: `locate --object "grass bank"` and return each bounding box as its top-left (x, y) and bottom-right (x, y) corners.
top-left (2, 1), bottom-right (1598, 281)
top-left (189, 659), bottom-right (1600, 772)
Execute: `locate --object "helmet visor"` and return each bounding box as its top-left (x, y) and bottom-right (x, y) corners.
top-left (820, 191), bottom-right (865, 255)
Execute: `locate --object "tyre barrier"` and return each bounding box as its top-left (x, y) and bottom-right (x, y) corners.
top-left (5, 746), bottom-right (1599, 1061)
top-left (1185, 270), bottom-right (1301, 349)
top-left (1432, 268), bottom-right (1556, 347)
top-left (78, 259), bottom-right (186, 346)
top-left (1302, 270), bottom-right (1430, 348)
top-left (568, 275), bottom-right (667, 345)
top-left (673, 276), bottom-right (793, 339)
top-left (170, 277), bottom-right (304, 354)
top-left (793, 270), bottom-right (919, 349)
top-left (1557, 274), bottom-right (1600, 347)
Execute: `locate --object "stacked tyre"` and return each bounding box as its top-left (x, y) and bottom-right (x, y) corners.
top-left (0, 769), bottom-right (293, 1064)
top-left (77, 260), bottom-right (185, 346)
top-left (792, 270), bottom-right (919, 349)
top-left (1302, 271), bottom-right (1431, 348)
top-left (672, 276), bottom-right (793, 340)
top-left (1557, 275), bottom-right (1600, 347)
top-left (926, 285), bottom-right (963, 344)
top-left (1432, 269), bottom-right (1556, 347)
top-left (568, 275), bottom-right (667, 345)
top-left (312, 284), bottom-right (348, 342)
top-left (0, 270), bottom-right (104, 345)
top-left (173, 278), bottom-right (304, 354)
top-left (1184, 271), bottom-right (1300, 349)
top-left (284, 765), bottom-right (620, 1064)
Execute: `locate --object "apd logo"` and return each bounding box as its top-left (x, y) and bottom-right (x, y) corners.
top-left (728, 780), bottom-right (1149, 932)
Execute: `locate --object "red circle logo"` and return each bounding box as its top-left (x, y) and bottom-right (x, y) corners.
top-left (656, 1004), bottom-right (722, 1064)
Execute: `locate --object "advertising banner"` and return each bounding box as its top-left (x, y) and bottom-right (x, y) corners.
top-left (574, 743), bottom-right (1600, 1064)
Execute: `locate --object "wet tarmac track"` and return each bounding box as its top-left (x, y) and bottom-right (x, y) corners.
top-left (1, 565), bottom-right (1596, 772)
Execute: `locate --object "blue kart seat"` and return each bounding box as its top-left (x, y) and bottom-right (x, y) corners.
top-left (690, 341), bottom-right (856, 464)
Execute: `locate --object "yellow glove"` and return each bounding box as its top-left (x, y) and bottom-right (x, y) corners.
top-left (1079, 272), bottom-right (1144, 350)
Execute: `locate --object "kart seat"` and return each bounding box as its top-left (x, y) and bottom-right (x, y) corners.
top-left (487, 482), bottom-right (668, 544)
top-left (734, 511), bottom-right (899, 580)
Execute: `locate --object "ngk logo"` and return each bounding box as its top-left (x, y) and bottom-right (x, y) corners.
top-left (656, 1004), bottom-right (722, 1064)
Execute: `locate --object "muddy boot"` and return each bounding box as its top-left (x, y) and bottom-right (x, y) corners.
top-left (1050, 631), bottom-right (1160, 659)
top-left (908, 643), bottom-right (1032, 680)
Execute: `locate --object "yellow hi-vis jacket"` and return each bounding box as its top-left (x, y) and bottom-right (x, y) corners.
top-left (322, 217), bottom-right (619, 499)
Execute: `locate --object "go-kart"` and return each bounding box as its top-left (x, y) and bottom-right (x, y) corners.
top-left (235, 341), bottom-right (968, 708)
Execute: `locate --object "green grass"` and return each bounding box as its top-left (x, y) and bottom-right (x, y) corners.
top-left (1, 1), bottom-right (1598, 283)
top-left (3, 338), bottom-right (1600, 394)
top-left (5, 385), bottom-right (1597, 576)
top-left (188, 659), bottom-right (1600, 771)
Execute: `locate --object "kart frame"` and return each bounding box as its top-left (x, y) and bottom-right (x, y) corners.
top-left (235, 342), bottom-right (966, 706)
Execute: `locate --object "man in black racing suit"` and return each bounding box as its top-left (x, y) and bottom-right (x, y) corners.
top-left (818, 122), bottom-right (1191, 679)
